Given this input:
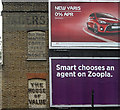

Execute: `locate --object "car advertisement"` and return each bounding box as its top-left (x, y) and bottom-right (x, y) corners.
top-left (49, 2), bottom-right (120, 49)
top-left (49, 57), bottom-right (120, 107)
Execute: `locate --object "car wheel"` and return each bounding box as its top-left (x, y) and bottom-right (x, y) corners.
top-left (87, 23), bottom-right (90, 29)
top-left (94, 24), bottom-right (98, 34)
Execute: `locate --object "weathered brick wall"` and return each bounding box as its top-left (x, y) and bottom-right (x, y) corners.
top-left (3, 2), bottom-right (48, 11)
top-left (2, 2), bottom-right (49, 109)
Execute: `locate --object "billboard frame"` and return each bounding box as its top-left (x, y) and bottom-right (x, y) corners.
top-left (49, 57), bottom-right (120, 107)
top-left (49, 1), bottom-right (120, 49)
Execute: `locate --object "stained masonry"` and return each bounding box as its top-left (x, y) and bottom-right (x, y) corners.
top-left (2, 2), bottom-right (49, 109)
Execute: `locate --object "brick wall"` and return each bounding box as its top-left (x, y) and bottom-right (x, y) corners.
top-left (2, 2), bottom-right (49, 109)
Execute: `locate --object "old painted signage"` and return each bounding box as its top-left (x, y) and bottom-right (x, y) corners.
top-left (4, 14), bottom-right (48, 25)
top-left (49, 57), bottom-right (120, 107)
top-left (3, 13), bottom-right (48, 31)
top-left (28, 79), bottom-right (47, 108)
top-left (28, 31), bottom-right (46, 60)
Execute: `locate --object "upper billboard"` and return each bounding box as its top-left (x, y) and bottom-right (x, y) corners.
top-left (49, 1), bottom-right (120, 49)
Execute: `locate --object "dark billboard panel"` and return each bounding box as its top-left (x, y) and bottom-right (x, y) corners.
top-left (49, 1), bottom-right (120, 49)
top-left (49, 57), bottom-right (120, 107)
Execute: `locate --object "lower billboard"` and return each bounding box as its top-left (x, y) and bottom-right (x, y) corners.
top-left (49, 57), bottom-right (120, 107)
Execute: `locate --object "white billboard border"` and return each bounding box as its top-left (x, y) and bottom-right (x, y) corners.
top-left (49, 57), bottom-right (120, 107)
top-left (49, 1), bottom-right (120, 49)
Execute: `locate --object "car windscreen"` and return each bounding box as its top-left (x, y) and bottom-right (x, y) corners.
top-left (96, 13), bottom-right (115, 18)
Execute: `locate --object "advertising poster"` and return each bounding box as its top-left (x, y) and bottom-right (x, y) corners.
top-left (49, 1), bottom-right (120, 49)
top-left (49, 57), bottom-right (120, 107)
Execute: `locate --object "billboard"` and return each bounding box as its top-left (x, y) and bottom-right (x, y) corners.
top-left (49, 1), bottom-right (120, 49)
top-left (49, 57), bottom-right (120, 107)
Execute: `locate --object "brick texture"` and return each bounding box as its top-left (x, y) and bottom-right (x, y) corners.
top-left (2, 2), bottom-right (49, 109)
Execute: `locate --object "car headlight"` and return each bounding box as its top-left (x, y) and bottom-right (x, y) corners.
top-left (98, 20), bottom-right (107, 24)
